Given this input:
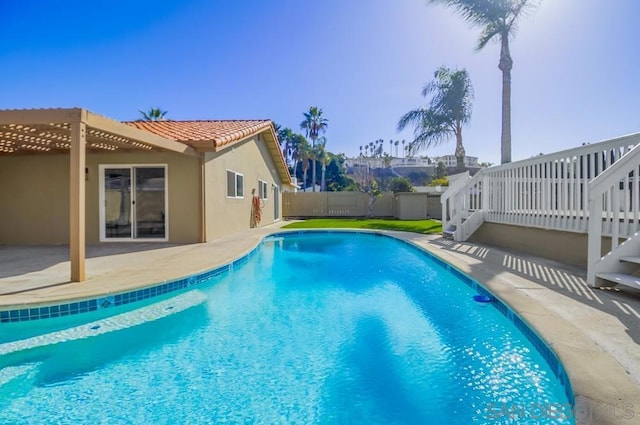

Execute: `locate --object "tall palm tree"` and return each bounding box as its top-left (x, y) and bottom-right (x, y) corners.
top-left (138, 108), bottom-right (168, 121)
top-left (394, 140), bottom-right (399, 158)
top-left (429, 0), bottom-right (538, 164)
top-left (397, 66), bottom-right (474, 172)
top-left (300, 107), bottom-right (328, 192)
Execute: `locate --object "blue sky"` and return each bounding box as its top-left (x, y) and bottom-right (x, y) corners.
top-left (1, 0), bottom-right (639, 165)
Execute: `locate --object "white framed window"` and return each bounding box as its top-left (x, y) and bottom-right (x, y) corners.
top-left (227, 170), bottom-right (244, 198)
top-left (258, 180), bottom-right (268, 200)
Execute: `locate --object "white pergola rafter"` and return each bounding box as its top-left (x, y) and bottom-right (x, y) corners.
top-left (0, 108), bottom-right (198, 282)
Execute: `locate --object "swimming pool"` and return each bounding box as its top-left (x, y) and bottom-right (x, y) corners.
top-left (0, 231), bottom-right (574, 424)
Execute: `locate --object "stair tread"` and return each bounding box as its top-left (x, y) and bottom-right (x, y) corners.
top-left (619, 256), bottom-right (640, 264)
top-left (596, 272), bottom-right (640, 289)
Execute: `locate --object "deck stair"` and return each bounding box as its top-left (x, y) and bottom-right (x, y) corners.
top-left (596, 255), bottom-right (640, 290)
top-left (618, 256), bottom-right (640, 264)
top-left (596, 272), bottom-right (640, 290)
top-left (443, 225), bottom-right (456, 239)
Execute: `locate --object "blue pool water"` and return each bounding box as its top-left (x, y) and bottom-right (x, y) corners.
top-left (0, 232), bottom-right (574, 424)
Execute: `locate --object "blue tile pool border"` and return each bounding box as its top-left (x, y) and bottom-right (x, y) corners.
top-left (0, 244), bottom-right (261, 325)
top-left (0, 229), bottom-right (573, 406)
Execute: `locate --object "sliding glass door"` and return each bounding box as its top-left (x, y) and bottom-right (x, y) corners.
top-left (100, 165), bottom-right (167, 241)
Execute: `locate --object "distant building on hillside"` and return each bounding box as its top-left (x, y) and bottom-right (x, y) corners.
top-left (430, 155), bottom-right (479, 168)
top-left (345, 155), bottom-right (481, 172)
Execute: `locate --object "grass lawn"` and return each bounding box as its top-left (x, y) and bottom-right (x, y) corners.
top-left (281, 218), bottom-right (442, 234)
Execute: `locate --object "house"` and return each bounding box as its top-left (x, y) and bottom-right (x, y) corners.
top-left (0, 108), bottom-right (293, 281)
top-left (431, 154), bottom-right (479, 168)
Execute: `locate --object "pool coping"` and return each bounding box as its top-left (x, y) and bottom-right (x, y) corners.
top-left (1, 227), bottom-right (639, 424)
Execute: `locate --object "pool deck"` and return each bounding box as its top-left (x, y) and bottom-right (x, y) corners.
top-left (1, 223), bottom-right (640, 424)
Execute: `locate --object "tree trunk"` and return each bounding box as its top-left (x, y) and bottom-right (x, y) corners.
top-left (499, 33), bottom-right (513, 164)
top-left (311, 137), bottom-right (317, 192)
top-left (302, 165), bottom-right (308, 192)
top-left (321, 163), bottom-right (326, 191)
top-left (312, 159), bottom-right (316, 192)
top-left (367, 194), bottom-right (377, 218)
top-left (455, 123), bottom-right (466, 173)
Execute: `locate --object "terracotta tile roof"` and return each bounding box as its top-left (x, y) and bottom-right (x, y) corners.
top-left (126, 119), bottom-right (292, 184)
top-left (125, 120), bottom-right (273, 148)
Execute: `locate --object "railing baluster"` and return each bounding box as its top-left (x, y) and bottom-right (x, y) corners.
top-left (624, 172), bottom-right (630, 238)
top-left (612, 185), bottom-right (620, 248)
top-left (634, 165), bottom-right (639, 234)
top-left (581, 153), bottom-right (588, 231)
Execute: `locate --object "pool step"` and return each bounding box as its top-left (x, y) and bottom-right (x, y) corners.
top-left (0, 364), bottom-right (39, 388)
top-left (0, 290), bottom-right (207, 356)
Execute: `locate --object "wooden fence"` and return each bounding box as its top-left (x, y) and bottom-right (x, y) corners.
top-left (282, 191), bottom-right (442, 219)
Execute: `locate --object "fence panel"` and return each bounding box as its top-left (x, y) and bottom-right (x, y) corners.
top-left (283, 192), bottom-right (396, 218)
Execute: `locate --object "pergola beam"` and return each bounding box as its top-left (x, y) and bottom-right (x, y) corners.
top-left (0, 108), bottom-right (84, 126)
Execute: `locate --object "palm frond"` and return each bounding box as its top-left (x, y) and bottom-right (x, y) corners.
top-left (398, 66), bottom-right (473, 156)
top-left (476, 22), bottom-right (501, 50)
top-left (397, 108), bottom-right (427, 132)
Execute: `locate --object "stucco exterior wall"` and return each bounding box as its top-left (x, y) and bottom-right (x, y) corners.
top-left (203, 135), bottom-right (283, 241)
top-left (0, 152), bottom-right (200, 245)
top-left (0, 155), bottom-right (70, 244)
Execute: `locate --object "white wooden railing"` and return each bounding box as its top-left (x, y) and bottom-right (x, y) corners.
top-left (442, 132), bottom-right (640, 243)
top-left (587, 140), bottom-right (640, 286)
top-left (441, 171), bottom-right (484, 241)
top-left (441, 171), bottom-right (470, 233)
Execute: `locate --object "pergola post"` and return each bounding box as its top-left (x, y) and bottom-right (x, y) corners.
top-left (70, 120), bottom-right (86, 282)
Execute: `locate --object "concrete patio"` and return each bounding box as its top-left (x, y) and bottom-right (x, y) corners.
top-left (1, 223), bottom-right (640, 424)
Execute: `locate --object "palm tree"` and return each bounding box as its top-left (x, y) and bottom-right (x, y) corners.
top-left (278, 127), bottom-right (300, 170)
top-left (397, 66), bottom-right (474, 172)
top-left (429, 0), bottom-right (538, 164)
top-left (138, 108), bottom-right (168, 121)
top-left (316, 137), bottom-right (330, 191)
top-left (289, 133), bottom-right (306, 175)
top-left (296, 139), bottom-right (312, 191)
top-left (394, 140), bottom-right (399, 158)
top-left (300, 107), bottom-right (328, 192)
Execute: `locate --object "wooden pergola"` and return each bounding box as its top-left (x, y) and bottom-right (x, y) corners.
top-left (0, 108), bottom-right (198, 282)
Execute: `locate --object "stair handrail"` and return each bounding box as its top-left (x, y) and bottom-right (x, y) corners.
top-left (587, 140), bottom-right (640, 286)
top-left (480, 132), bottom-right (640, 176)
top-left (457, 209), bottom-right (486, 241)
